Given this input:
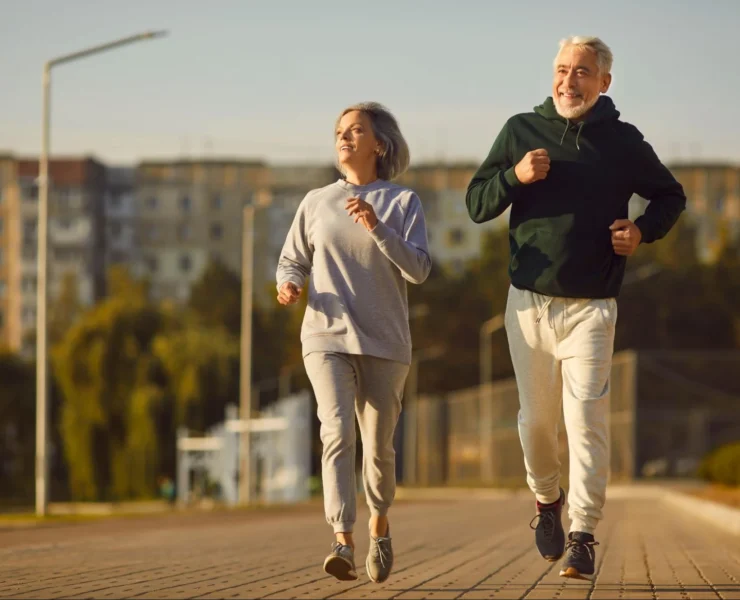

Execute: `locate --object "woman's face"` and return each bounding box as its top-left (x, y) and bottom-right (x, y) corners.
top-left (335, 110), bottom-right (380, 172)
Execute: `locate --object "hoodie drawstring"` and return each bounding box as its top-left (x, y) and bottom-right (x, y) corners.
top-left (535, 297), bottom-right (554, 326)
top-left (559, 119), bottom-right (570, 146)
top-left (559, 120), bottom-right (585, 150)
top-left (575, 121), bottom-right (585, 150)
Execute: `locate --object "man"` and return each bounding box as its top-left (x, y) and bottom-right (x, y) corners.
top-left (466, 36), bottom-right (685, 580)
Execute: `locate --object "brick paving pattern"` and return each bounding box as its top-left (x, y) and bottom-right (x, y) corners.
top-left (1, 494), bottom-right (738, 599)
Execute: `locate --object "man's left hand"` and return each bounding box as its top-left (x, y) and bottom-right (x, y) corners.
top-left (609, 219), bottom-right (642, 256)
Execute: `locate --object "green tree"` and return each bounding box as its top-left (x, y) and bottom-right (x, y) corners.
top-left (0, 351), bottom-right (36, 504)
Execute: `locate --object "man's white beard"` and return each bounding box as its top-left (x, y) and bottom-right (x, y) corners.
top-left (554, 94), bottom-right (599, 120)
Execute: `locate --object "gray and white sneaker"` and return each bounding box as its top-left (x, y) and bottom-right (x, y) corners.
top-left (366, 527), bottom-right (393, 583)
top-left (323, 542), bottom-right (358, 581)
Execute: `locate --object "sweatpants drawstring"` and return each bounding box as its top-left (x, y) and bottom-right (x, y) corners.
top-left (535, 297), bottom-right (554, 325)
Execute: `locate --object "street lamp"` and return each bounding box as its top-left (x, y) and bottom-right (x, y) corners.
top-left (35, 30), bottom-right (167, 517)
top-left (404, 344), bottom-right (445, 486)
top-left (239, 189), bottom-right (272, 505)
top-left (479, 313), bottom-right (505, 483)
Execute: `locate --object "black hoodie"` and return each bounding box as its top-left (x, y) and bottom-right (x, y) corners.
top-left (466, 96), bottom-right (686, 298)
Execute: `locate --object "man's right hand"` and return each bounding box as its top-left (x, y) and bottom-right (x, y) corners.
top-left (514, 149), bottom-right (550, 184)
top-left (277, 282), bottom-right (302, 306)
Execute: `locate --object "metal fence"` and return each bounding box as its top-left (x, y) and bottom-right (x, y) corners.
top-left (408, 350), bottom-right (740, 486)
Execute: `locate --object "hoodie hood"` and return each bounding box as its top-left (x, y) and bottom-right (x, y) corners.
top-left (534, 96), bottom-right (620, 149)
top-left (534, 95), bottom-right (620, 124)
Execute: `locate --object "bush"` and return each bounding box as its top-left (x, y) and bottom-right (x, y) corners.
top-left (698, 442), bottom-right (740, 486)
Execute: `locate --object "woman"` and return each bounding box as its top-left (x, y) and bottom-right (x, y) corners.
top-left (276, 102), bottom-right (431, 583)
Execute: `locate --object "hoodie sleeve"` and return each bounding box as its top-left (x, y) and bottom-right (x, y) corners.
top-left (630, 129), bottom-right (687, 244)
top-left (276, 195), bottom-right (313, 292)
top-left (368, 192), bottom-right (432, 284)
top-left (466, 119), bottom-right (523, 223)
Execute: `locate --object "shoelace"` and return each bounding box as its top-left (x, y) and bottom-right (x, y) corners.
top-left (332, 542), bottom-right (353, 557)
top-left (529, 511), bottom-right (557, 540)
top-left (371, 537), bottom-right (392, 568)
top-left (565, 538), bottom-right (599, 561)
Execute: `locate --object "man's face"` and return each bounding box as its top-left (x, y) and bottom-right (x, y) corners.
top-left (552, 45), bottom-right (611, 120)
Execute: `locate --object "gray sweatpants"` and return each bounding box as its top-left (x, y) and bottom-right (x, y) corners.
top-left (505, 285), bottom-right (617, 535)
top-left (304, 351), bottom-right (409, 533)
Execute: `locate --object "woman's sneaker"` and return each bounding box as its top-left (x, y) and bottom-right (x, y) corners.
top-left (366, 527), bottom-right (393, 583)
top-left (323, 542), bottom-right (358, 581)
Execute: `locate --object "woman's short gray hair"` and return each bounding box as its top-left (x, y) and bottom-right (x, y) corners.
top-left (335, 102), bottom-right (410, 181)
top-left (556, 36), bottom-right (613, 75)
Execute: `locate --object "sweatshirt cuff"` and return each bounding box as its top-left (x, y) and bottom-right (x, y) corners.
top-left (504, 167), bottom-right (523, 189)
top-left (276, 276), bottom-right (303, 292)
top-left (368, 220), bottom-right (392, 244)
top-left (633, 217), bottom-right (653, 244)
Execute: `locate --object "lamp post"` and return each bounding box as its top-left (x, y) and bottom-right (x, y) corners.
top-left (35, 30), bottom-right (167, 516)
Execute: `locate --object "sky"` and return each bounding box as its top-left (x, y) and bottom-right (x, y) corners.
top-left (1, 0), bottom-right (739, 167)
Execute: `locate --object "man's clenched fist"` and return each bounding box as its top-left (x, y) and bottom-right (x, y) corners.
top-left (514, 149), bottom-right (550, 184)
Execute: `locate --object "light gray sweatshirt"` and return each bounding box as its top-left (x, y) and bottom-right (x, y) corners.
top-left (276, 178), bottom-right (431, 365)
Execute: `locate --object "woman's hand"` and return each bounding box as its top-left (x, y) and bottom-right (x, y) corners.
top-left (277, 282), bottom-right (302, 305)
top-left (345, 197), bottom-right (378, 231)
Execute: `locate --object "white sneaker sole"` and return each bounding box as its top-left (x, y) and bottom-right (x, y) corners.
top-left (323, 555), bottom-right (358, 581)
top-left (365, 557), bottom-right (392, 583)
top-left (559, 566), bottom-right (594, 581)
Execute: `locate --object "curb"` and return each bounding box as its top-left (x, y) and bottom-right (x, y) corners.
top-left (396, 484), bottom-right (740, 536)
top-left (663, 491), bottom-right (740, 536)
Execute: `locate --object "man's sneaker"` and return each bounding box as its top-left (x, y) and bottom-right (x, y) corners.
top-left (559, 531), bottom-right (599, 581)
top-left (323, 542), bottom-right (358, 581)
top-left (366, 526), bottom-right (393, 583)
top-left (529, 487), bottom-right (566, 561)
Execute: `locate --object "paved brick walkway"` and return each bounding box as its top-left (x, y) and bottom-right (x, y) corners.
top-left (1, 492), bottom-right (738, 599)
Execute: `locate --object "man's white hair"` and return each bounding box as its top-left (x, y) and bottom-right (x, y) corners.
top-left (555, 36), bottom-right (613, 75)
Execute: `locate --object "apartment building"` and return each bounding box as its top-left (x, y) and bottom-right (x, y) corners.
top-left (135, 160), bottom-right (270, 302)
top-left (105, 167), bottom-right (138, 269)
top-left (0, 155), bottom-right (22, 350)
top-left (0, 157), bottom-right (106, 354)
top-left (669, 163), bottom-right (740, 261)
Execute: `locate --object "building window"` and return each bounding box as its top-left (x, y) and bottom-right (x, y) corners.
top-left (145, 256), bottom-right (158, 272)
top-left (22, 306), bottom-right (36, 325)
top-left (0, 280), bottom-right (6, 297)
top-left (57, 190), bottom-right (70, 211)
top-left (211, 195), bottom-right (223, 210)
top-left (180, 195), bottom-right (191, 212)
top-left (177, 223), bottom-right (191, 242)
top-left (22, 276), bottom-right (37, 293)
top-left (24, 218), bottom-right (37, 240)
top-left (0, 217), bottom-right (4, 235)
top-left (110, 222), bottom-right (123, 239)
top-left (22, 246), bottom-right (36, 261)
top-left (109, 193), bottom-right (122, 209)
top-left (24, 184), bottom-right (38, 201)
top-left (148, 225), bottom-right (160, 241)
top-left (179, 254), bottom-right (192, 272)
top-left (146, 196), bottom-right (158, 209)
top-left (210, 223), bottom-right (223, 240)
top-left (59, 218), bottom-right (73, 230)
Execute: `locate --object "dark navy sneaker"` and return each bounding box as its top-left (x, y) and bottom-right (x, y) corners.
top-left (323, 542), bottom-right (358, 581)
top-left (529, 487), bottom-right (566, 561)
top-left (559, 531), bottom-right (599, 581)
